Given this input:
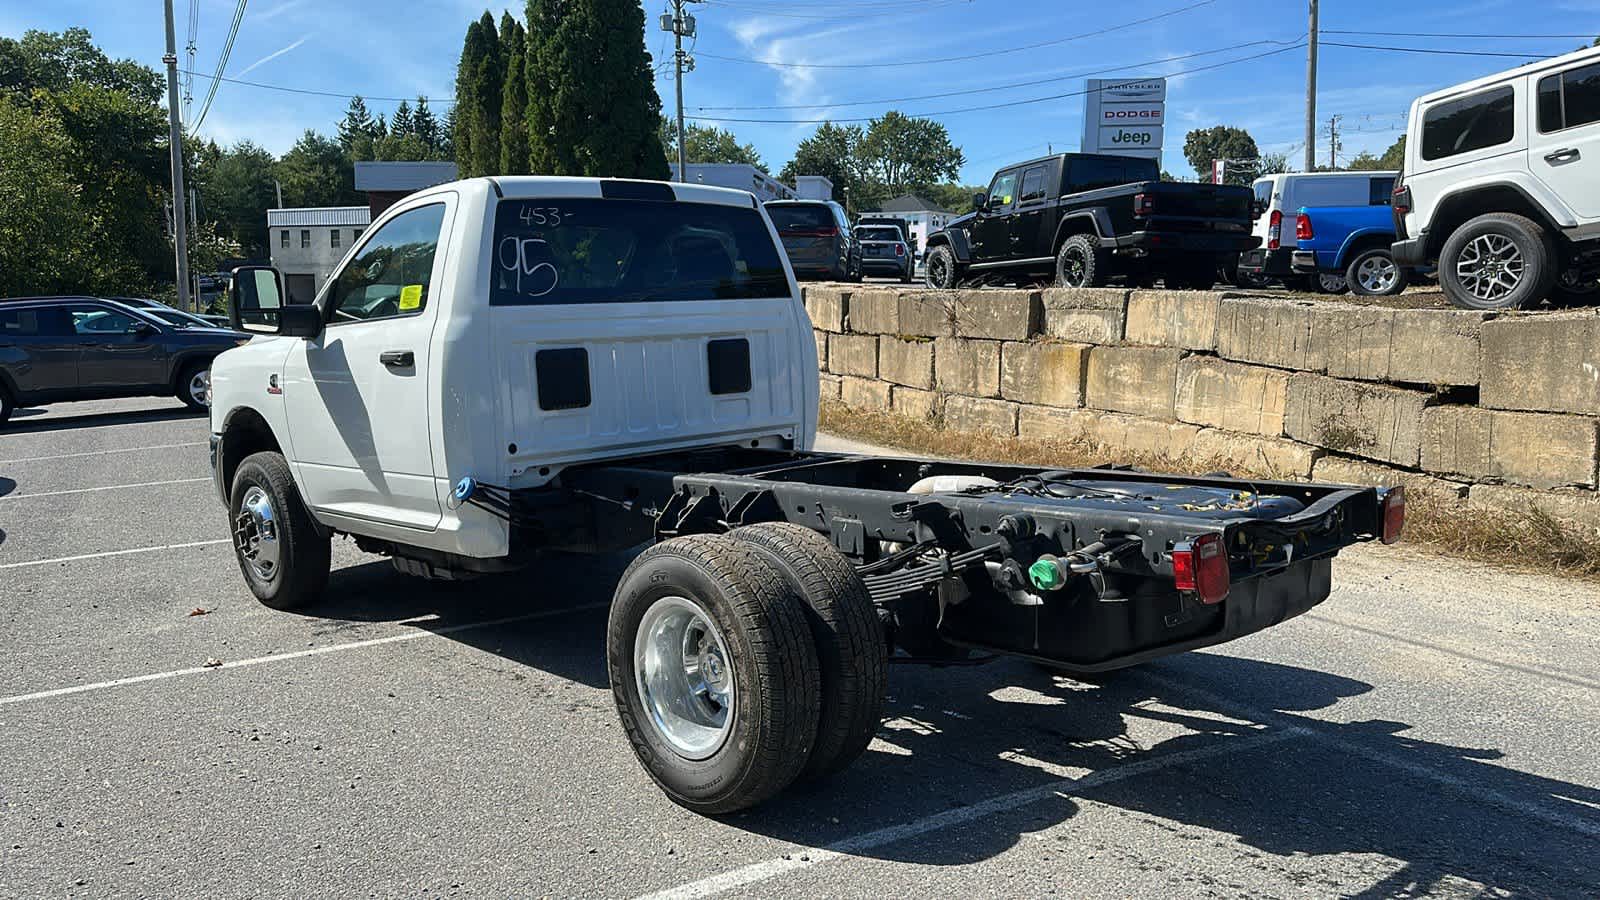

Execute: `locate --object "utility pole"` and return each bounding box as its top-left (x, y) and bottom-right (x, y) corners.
top-left (1305, 0), bottom-right (1319, 173)
top-left (1327, 115), bottom-right (1342, 169)
top-left (662, 0), bottom-right (701, 183)
top-left (162, 0), bottom-right (192, 312)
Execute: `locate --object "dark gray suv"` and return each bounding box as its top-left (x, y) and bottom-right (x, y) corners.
top-left (0, 297), bottom-right (246, 423)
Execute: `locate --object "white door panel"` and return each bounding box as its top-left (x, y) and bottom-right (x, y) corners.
top-left (1529, 61), bottom-right (1600, 220)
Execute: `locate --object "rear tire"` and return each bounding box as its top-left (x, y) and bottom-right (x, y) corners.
top-left (1345, 248), bottom-right (1407, 296)
top-left (1438, 213), bottom-right (1557, 310)
top-left (925, 244), bottom-right (960, 289)
top-left (1055, 234), bottom-right (1109, 288)
top-left (1311, 271), bottom-right (1349, 294)
top-left (229, 451), bottom-right (330, 611)
top-left (1551, 267), bottom-right (1600, 305)
top-left (730, 523), bottom-right (887, 780)
top-left (608, 535), bottom-right (821, 814)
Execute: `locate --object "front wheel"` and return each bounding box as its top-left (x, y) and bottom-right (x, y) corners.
top-left (1311, 271), bottom-right (1349, 294)
top-left (608, 535), bottom-right (821, 814)
top-left (1346, 248), bottom-right (1407, 296)
top-left (177, 362), bottom-right (212, 411)
top-left (924, 245), bottom-right (961, 290)
top-left (230, 451), bottom-right (331, 610)
top-left (1438, 213), bottom-right (1557, 310)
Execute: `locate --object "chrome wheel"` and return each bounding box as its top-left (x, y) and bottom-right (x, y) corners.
top-left (233, 485), bottom-right (281, 581)
top-left (634, 595), bottom-right (735, 760)
top-left (1355, 254), bottom-right (1401, 294)
top-left (1317, 272), bottom-right (1348, 293)
top-left (1456, 233), bottom-right (1525, 303)
top-left (188, 368), bottom-right (211, 407)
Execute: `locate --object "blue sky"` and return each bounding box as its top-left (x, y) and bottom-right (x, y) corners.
top-left (7, 0), bottom-right (1596, 182)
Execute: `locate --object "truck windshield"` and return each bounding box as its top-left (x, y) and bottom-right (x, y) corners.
top-left (492, 198), bottom-right (790, 305)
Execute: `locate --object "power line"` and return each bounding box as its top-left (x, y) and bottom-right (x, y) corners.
top-left (179, 68), bottom-right (451, 105)
top-left (1321, 41), bottom-right (1552, 60)
top-left (701, 0), bottom-right (971, 21)
top-left (192, 0), bottom-right (249, 130)
top-left (696, 0), bottom-right (1218, 69)
top-left (182, 0), bottom-right (198, 122)
top-left (689, 41), bottom-right (1306, 124)
top-left (697, 37), bottom-right (1301, 110)
top-left (1324, 29), bottom-right (1600, 40)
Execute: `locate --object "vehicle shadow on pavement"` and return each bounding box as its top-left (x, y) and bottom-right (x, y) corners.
top-left (726, 655), bottom-right (1598, 897)
top-left (0, 406), bottom-right (200, 434)
top-left (0, 477), bottom-right (14, 498)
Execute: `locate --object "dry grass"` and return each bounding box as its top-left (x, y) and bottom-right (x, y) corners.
top-left (820, 400), bottom-right (1600, 580)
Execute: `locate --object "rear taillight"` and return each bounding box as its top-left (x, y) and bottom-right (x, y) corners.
top-left (1268, 209), bottom-right (1283, 250)
top-left (1392, 185), bottom-right (1412, 215)
top-left (1172, 532), bottom-right (1230, 605)
top-left (1296, 213), bottom-right (1313, 241)
top-left (1380, 486), bottom-right (1406, 545)
top-left (1134, 193), bottom-right (1154, 217)
top-left (895, 243), bottom-right (905, 257)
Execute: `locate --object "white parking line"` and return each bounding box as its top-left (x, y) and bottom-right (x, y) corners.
top-left (0, 539), bottom-right (230, 570)
top-left (1, 441), bottom-right (206, 464)
top-left (635, 726), bottom-right (1309, 900)
top-left (0, 602), bottom-right (607, 707)
top-left (0, 477), bottom-right (209, 501)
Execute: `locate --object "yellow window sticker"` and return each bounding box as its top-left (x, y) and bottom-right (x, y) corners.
top-left (399, 284), bottom-right (423, 310)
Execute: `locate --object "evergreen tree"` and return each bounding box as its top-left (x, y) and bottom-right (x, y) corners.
top-left (372, 112), bottom-right (388, 140)
top-left (336, 95), bottom-right (375, 151)
top-left (527, 0), bottom-right (668, 178)
top-left (391, 100), bottom-right (414, 138)
top-left (452, 16), bottom-right (482, 174)
top-left (453, 11), bottom-right (501, 177)
top-left (412, 95), bottom-right (439, 151)
top-left (499, 13), bottom-right (530, 175)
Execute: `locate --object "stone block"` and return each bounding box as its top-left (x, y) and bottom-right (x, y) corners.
top-left (1468, 483), bottom-right (1600, 530)
top-left (952, 290), bottom-right (1041, 341)
top-left (1017, 405), bottom-right (1098, 444)
top-left (1310, 303), bottom-right (1394, 382)
top-left (1015, 406), bottom-right (1201, 461)
top-left (934, 338), bottom-right (1001, 398)
top-left (1388, 309), bottom-right (1489, 386)
top-left (839, 375), bottom-right (891, 410)
top-left (1284, 375), bottom-right (1431, 467)
top-left (819, 373), bottom-right (842, 401)
top-left (1000, 341), bottom-right (1089, 408)
top-left (1191, 429), bottom-right (1322, 480)
top-left (1084, 345), bottom-right (1183, 420)
top-left (1040, 288), bottom-right (1129, 343)
top-left (892, 387), bottom-right (941, 422)
top-left (1175, 357), bottom-right (1289, 437)
top-left (1481, 311), bottom-right (1600, 414)
top-left (828, 333), bottom-right (878, 378)
top-left (805, 287), bottom-right (848, 332)
top-left (1216, 297), bottom-right (1317, 370)
top-left (1421, 406), bottom-right (1598, 489)
top-left (1124, 290), bottom-right (1223, 350)
top-left (813, 330), bottom-right (828, 371)
top-left (846, 290), bottom-right (899, 334)
top-left (897, 292), bottom-right (954, 337)
top-left (942, 396), bottom-right (1018, 436)
top-left (879, 337), bottom-right (935, 389)
top-left (1313, 455), bottom-right (1468, 500)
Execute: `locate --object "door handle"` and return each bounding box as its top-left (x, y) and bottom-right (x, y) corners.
top-left (1545, 148), bottom-right (1580, 163)
top-left (379, 350), bottom-right (414, 369)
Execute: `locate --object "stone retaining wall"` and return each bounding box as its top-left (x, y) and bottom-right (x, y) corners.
top-left (806, 285), bottom-right (1600, 530)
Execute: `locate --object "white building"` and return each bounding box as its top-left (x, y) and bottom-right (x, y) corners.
top-left (267, 207), bottom-right (371, 305)
top-left (874, 195), bottom-right (956, 255)
top-left (667, 163), bottom-right (797, 202)
top-left (794, 175), bottom-right (834, 201)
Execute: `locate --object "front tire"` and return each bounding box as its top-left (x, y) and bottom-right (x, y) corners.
top-left (608, 535), bottom-right (821, 814)
top-left (1311, 271), bottom-right (1349, 294)
top-left (1055, 234), bottom-right (1109, 288)
top-left (1346, 248), bottom-right (1407, 296)
top-left (177, 361), bottom-right (212, 411)
top-left (925, 244), bottom-right (960, 289)
top-left (1438, 213), bottom-right (1557, 310)
top-left (230, 451), bottom-right (330, 610)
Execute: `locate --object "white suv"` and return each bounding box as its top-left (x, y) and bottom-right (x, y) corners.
top-left (1392, 44), bottom-right (1600, 309)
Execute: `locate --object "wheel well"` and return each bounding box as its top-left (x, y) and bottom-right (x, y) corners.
top-left (170, 353), bottom-right (217, 391)
top-left (219, 407), bottom-right (283, 498)
top-left (1343, 233), bottom-right (1393, 265)
top-left (1426, 186), bottom-right (1560, 258)
top-left (1053, 216), bottom-right (1100, 252)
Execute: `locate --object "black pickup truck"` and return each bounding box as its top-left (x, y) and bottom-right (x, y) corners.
top-left (924, 153), bottom-right (1260, 290)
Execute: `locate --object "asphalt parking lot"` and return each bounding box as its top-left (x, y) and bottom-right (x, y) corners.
top-left (3, 397), bottom-right (1598, 898)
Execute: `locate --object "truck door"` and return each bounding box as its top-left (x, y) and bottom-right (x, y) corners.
top-left (1008, 164), bottom-right (1052, 259)
top-left (971, 169), bottom-right (1018, 263)
top-left (1530, 58), bottom-right (1600, 219)
top-left (281, 199), bottom-right (452, 530)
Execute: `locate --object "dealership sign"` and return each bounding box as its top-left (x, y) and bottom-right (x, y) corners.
top-left (1081, 77), bottom-right (1166, 161)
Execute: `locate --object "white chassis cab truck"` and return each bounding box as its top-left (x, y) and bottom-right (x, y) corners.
top-left (210, 176), bottom-right (1404, 814)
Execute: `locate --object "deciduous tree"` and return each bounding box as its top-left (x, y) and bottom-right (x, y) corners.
top-left (659, 116), bottom-right (766, 172)
top-left (854, 111), bottom-right (964, 200)
top-left (1182, 125), bottom-right (1261, 185)
top-left (779, 122), bottom-right (864, 203)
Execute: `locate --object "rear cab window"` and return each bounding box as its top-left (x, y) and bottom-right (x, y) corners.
top-left (1369, 177), bottom-right (1396, 205)
top-left (492, 197), bottom-right (790, 305)
top-left (1421, 85), bottom-right (1516, 161)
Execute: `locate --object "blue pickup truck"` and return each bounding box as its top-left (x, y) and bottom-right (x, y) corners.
top-left (1290, 204), bottom-right (1413, 296)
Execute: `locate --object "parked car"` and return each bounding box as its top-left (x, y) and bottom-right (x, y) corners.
top-left (112, 297), bottom-right (242, 332)
top-left (1239, 171), bottom-right (1397, 289)
top-left (1392, 44), bottom-right (1600, 309)
top-left (923, 153), bottom-right (1259, 290)
top-left (855, 224), bottom-right (915, 283)
top-left (765, 199), bottom-right (861, 282)
top-left (1291, 205), bottom-right (1413, 296)
top-left (857, 215), bottom-right (915, 253)
top-left (0, 296), bottom-right (246, 422)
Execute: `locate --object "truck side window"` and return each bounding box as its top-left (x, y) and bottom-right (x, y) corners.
top-left (1067, 157), bottom-right (1125, 193)
top-left (988, 172), bottom-right (1018, 208)
top-left (1538, 60), bottom-right (1600, 133)
top-left (1369, 177), bottom-right (1395, 205)
top-left (1018, 166), bottom-right (1047, 203)
top-left (1420, 85), bottom-right (1515, 160)
top-left (326, 203), bottom-right (447, 324)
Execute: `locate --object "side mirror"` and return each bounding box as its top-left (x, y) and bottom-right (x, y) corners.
top-left (973, 192), bottom-right (987, 212)
top-left (230, 266), bottom-right (321, 338)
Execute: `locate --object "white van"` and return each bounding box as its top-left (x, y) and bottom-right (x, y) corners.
top-left (1239, 171), bottom-right (1397, 287)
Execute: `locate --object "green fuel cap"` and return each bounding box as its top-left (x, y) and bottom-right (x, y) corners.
top-left (1028, 556), bottom-right (1067, 592)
